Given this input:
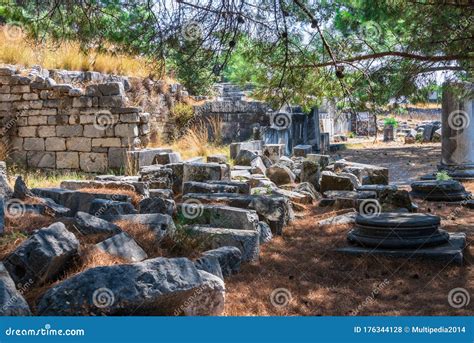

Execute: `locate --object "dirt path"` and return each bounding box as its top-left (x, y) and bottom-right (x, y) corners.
top-left (224, 144), bottom-right (473, 316)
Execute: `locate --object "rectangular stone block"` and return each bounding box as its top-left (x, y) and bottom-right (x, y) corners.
top-left (80, 152), bottom-right (108, 173)
top-left (0, 85), bottom-right (10, 93)
top-left (57, 152), bottom-right (79, 169)
top-left (83, 125), bottom-right (106, 138)
top-left (108, 148), bottom-right (127, 169)
top-left (11, 85), bottom-right (30, 93)
top-left (56, 125), bottom-right (83, 137)
top-left (99, 95), bottom-right (124, 108)
top-left (45, 137), bottom-right (66, 151)
top-left (28, 116), bottom-right (48, 126)
top-left (66, 137), bottom-right (92, 152)
top-left (27, 151), bottom-right (55, 168)
top-left (37, 126), bottom-right (56, 137)
top-left (18, 126), bottom-right (37, 137)
top-left (92, 138), bottom-right (121, 148)
top-left (22, 93), bottom-right (39, 100)
top-left (23, 138), bottom-right (45, 151)
top-left (13, 101), bottom-right (42, 110)
top-left (114, 124), bottom-right (139, 137)
top-left (72, 97), bottom-right (92, 108)
top-left (0, 94), bottom-right (21, 102)
top-left (119, 113), bottom-right (140, 123)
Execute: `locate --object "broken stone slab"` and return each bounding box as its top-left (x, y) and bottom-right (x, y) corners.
top-left (0, 262), bottom-right (31, 316)
top-left (183, 181), bottom-right (239, 195)
top-left (323, 190), bottom-right (377, 200)
top-left (152, 152), bottom-right (181, 165)
top-left (294, 182), bottom-right (321, 201)
top-left (300, 160), bottom-right (320, 190)
top-left (178, 204), bottom-right (259, 231)
top-left (278, 156), bottom-right (295, 170)
top-left (257, 221), bottom-right (273, 244)
top-left (187, 225), bottom-right (260, 262)
top-left (265, 163), bottom-right (296, 186)
top-left (138, 197), bottom-right (175, 216)
top-left (230, 140), bottom-right (264, 159)
top-left (127, 148), bottom-right (173, 170)
top-left (231, 169), bottom-right (252, 179)
top-left (139, 166), bottom-right (173, 190)
top-left (12, 176), bottom-right (34, 200)
top-left (89, 198), bottom-right (137, 216)
top-left (293, 144), bottom-right (312, 157)
top-left (0, 161), bottom-right (12, 199)
top-left (182, 193), bottom-right (293, 235)
top-left (319, 190), bottom-right (377, 209)
top-left (234, 149), bottom-right (259, 166)
top-left (320, 171), bottom-right (357, 193)
top-left (96, 232), bottom-right (147, 262)
top-left (4, 222), bottom-right (79, 286)
top-left (318, 212), bottom-right (357, 228)
top-left (250, 156), bottom-right (267, 174)
top-left (32, 188), bottom-right (131, 215)
top-left (208, 180), bottom-right (250, 195)
top-left (183, 162), bottom-right (230, 183)
top-left (100, 213), bottom-right (176, 241)
top-left (263, 144), bottom-right (285, 163)
top-left (194, 255), bottom-right (224, 280)
top-left (202, 246), bottom-right (242, 277)
top-left (207, 154), bottom-right (228, 164)
top-left (410, 180), bottom-right (471, 202)
top-left (149, 189), bottom-right (174, 199)
top-left (74, 211), bottom-right (122, 237)
top-left (334, 160), bottom-right (389, 185)
top-left (93, 175), bottom-right (149, 196)
top-left (378, 189), bottom-right (416, 212)
top-left (306, 154), bottom-right (331, 169)
top-left (357, 184), bottom-right (398, 197)
top-left (37, 257), bottom-right (225, 316)
top-left (19, 198), bottom-right (71, 218)
top-left (272, 188), bottom-right (313, 204)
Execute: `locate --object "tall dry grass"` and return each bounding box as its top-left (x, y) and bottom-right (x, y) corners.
top-left (0, 25), bottom-right (152, 77)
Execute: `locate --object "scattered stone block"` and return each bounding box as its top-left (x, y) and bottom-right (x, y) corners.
top-left (230, 140), bottom-right (263, 159)
top-left (89, 199), bottom-right (137, 216)
top-left (202, 246), bottom-right (242, 277)
top-left (318, 212), bottom-right (357, 228)
top-left (208, 180), bottom-right (250, 194)
top-left (263, 144), bottom-right (285, 163)
top-left (250, 156), bottom-right (267, 174)
top-left (410, 180), bottom-right (471, 202)
top-left (37, 257), bottom-right (225, 316)
top-left (73, 211), bottom-right (122, 237)
top-left (207, 155), bottom-right (228, 164)
top-left (266, 163), bottom-right (295, 186)
top-left (183, 162), bottom-right (229, 183)
top-left (300, 160), bottom-right (320, 190)
top-left (183, 181), bottom-right (238, 195)
top-left (320, 171), bottom-right (357, 193)
top-left (234, 149), bottom-right (258, 166)
top-left (0, 263), bottom-right (31, 316)
top-left (4, 222), bottom-right (79, 285)
top-left (334, 160), bottom-right (389, 185)
top-left (188, 225), bottom-right (259, 262)
top-left (293, 144), bottom-right (312, 157)
top-left (152, 152), bottom-right (181, 165)
top-left (96, 232), bottom-right (147, 262)
top-left (0, 162), bottom-right (12, 198)
top-left (257, 221), bottom-right (273, 244)
top-left (194, 255), bottom-right (224, 280)
top-left (138, 197), bottom-right (175, 216)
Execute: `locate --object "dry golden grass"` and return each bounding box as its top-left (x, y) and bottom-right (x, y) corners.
top-left (25, 245), bottom-right (128, 310)
top-left (0, 214), bottom-right (55, 260)
top-left (0, 26), bottom-right (152, 77)
top-left (114, 220), bottom-right (165, 258)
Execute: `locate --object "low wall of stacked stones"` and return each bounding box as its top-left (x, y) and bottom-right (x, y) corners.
top-left (0, 66), bottom-right (153, 173)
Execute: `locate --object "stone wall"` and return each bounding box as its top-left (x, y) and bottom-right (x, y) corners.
top-left (0, 66), bottom-right (153, 172)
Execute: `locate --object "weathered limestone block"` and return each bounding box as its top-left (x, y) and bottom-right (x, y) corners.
top-left (66, 137), bottom-right (91, 152)
top-left (79, 152), bottom-right (108, 172)
top-left (23, 138), bottom-right (45, 151)
top-left (202, 246), bottom-right (242, 277)
top-left (152, 152), bottom-right (181, 165)
top-left (99, 95), bottom-right (124, 108)
top-left (183, 162), bottom-right (230, 183)
top-left (83, 125), bottom-right (107, 138)
top-left (334, 160), bottom-right (389, 185)
top-left (72, 96), bottom-right (93, 108)
top-left (27, 151), bottom-right (55, 168)
top-left (37, 126), bottom-right (56, 138)
top-left (265, 163), bottom-right (295, 185)
top-left (4, 222), bottom-right (79, 285)
top-left (37, 257), bottom-right (225, 316)
top-left (92, 138), bottom-right (121, 148)
top-left (263, 144), bottom-right (285, 163)
top-left (187, 225), bottom-right (259, 262)
top-left (138, 197), bottom-right (175, 216)
top-left (44, 137), bottom-right (66, 151)
top-left (28, 116), bottom-right (48, 125)
top-left (208, 181), bottom-right (251, 194)
top-left (96, 232), bottom-right (147, 262)
top-left (207, 154), bottom-right (228, 164)
top-left (114, 123), bottom-right (139, 137)
top-left (183, 181), bottom-right (239, 195)
top-left (98, 82), bottom-right (124, 96)
top-left (89, 199), bottom-right (137, 216)
top-left (56, 152), bottom-right (79, 169)
top-left (56, 125), bottom-right (84, 137)
top-left (18, 126), bottom-right (37, 138)
top-left (320, 171), bottom-right (357, 193)
top-left (74, 211), bottom-right (122, 237)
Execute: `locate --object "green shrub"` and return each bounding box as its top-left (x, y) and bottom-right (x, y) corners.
top-left (384, 117), bottom-right (399, 128)
top-left (436, 171), bottom-right (452, 181)
top-left (415, 133), bottom-right (423, 142)
top-left (171, 102), bottom-right (194, 130)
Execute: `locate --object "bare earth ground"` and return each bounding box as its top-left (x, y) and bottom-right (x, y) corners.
top-left (225, 143), bottom-right (474, 316)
